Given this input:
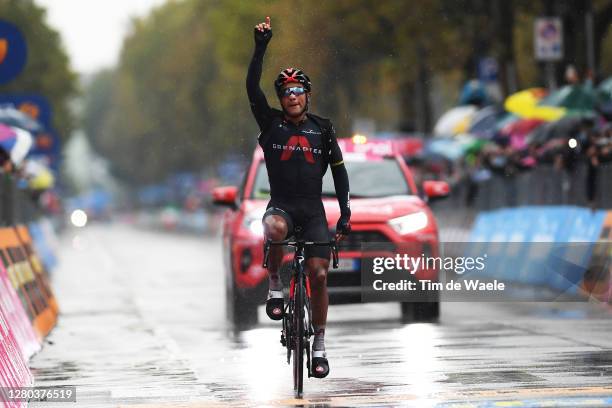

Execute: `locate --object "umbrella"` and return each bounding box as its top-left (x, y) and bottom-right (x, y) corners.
top-left (468, 106), bottom-right (506, 139)
top-left (426, 134), bottom-right (480, 161)
top-left (526, 122), bottom-right (553, 146)
top-left (540, 84), bottom-right (595, 112)
top-left (485, 113), bottom-right (521, 147)
top-left (10, 127), bottom-right (33, 165)
top-left (499, 118), bottom-right (546, 150)
top-left (495, 112), bottom-right (520, 130)
top-left (504, 88), bottom-right (564, 121)
top-left (502, 118), bottom-right (546, 136)
top-left (426, 138), bottom-right (465, 161)
top-left (434, 105), bottom-right (478, 136)
top-left (24, 160), bottom-right (55, 190)
top-left (0, 107), bottom-right (44, 133)
top-left (506, 85), bottom-right (596, 121)
top-left (526, 116), bottom-right (584, 146)
top-left (0, 123), bottom-right (18, 154)
top-left (597, 77), bottom-right (612, 116)
top-left (599, 77), bottom-right (612, 94)
top-left (463, 138), bottom-right (487, 155)
top-left (535, 138), bottom-right (568, 162)
top-left (462, 138), bottom-right (489, 166)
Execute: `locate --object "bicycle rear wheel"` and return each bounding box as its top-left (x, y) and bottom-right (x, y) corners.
top-left (292, 276), bottom-right (304, 398)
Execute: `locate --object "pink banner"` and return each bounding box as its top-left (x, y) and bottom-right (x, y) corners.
top-left (0, 306), bottom-right (32, 408)
top-left (0, 263), bottom-right (40, 359)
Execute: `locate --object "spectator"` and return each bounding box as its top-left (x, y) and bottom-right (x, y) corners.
top-left (565, 65), bottom-right (580, 85)
top-left (585, 124), bottom-right (612, 207)
top-left (0, 149), bottom-right (12, 173)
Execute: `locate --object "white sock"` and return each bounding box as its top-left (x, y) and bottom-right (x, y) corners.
top-left (313, 325), bottom-right (325, 351)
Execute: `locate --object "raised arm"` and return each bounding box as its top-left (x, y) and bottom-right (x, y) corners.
top-left (247, 16), bottom-right (274, 132)
top-left (328, 124), bottom-right (351, 240)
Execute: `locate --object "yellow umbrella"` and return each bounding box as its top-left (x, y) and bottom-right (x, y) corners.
top-left (28, 167), bottom-right (55, 190)
top-left (504, 88), bottom-right (566, 122)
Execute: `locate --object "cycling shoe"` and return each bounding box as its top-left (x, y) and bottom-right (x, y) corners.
top-left (311, 350), bottom-right (329, 378)
top-left (266, 290), bottom-right (284, 321)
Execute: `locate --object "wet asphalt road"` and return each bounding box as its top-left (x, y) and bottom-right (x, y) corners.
top-left (29, 224), bottom-right (612, 407)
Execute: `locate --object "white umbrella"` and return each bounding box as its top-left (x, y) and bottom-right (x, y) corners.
top-left (10, 126), bottom-right (33, 165)
top-left (434, 105), bottom-right (478, 136)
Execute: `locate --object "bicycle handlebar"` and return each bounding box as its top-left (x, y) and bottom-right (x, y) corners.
top-left (262, 239), bottom-right (339, 269)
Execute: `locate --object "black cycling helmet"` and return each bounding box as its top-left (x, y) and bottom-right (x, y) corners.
top-left (274, 68), bottom-right (311, 96)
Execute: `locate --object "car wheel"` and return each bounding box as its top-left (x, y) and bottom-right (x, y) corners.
top-left (400, 299), bottom-right (440, 323)
top-left (226, 277), bottom-right (258, 329)
top-left (400, 302), bottom-right (440, 323)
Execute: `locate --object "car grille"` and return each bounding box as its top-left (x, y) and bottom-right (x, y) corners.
top-left (278, 257), bottom-right (361, 288)
top-left (332, 230), bottom-right (392, 252)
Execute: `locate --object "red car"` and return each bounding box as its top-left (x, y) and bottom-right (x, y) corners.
top-left (213, 137), bottom-right (449, 326)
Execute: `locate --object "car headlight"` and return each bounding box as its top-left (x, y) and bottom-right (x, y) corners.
top-left (243, 210), bottom-right (265, 236)
top-left (246, 218), bottom-right (264, 235)
top-left (388, 211), bottom-right (428, 235)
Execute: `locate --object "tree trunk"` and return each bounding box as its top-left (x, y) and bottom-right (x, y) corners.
top-left (594, 1), bottom-right (612, 81)
top-left (415, 44), bottom-right (433, 134)
top-left (493, 0), bottom-right (517, 95)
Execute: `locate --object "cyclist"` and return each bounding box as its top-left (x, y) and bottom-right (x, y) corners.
top-left (247, 16), bottom-right (351, 378)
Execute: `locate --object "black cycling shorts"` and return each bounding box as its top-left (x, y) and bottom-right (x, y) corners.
top-left (262, 197), bottom-right (331, 260)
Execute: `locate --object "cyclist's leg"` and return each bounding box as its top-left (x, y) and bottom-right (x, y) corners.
top-left (305, 253), bottom-right (330, 377)
top-left (263, 203), bottom-right (294, 272)
top-left (305, 257), bottom-right (329, 330)
top-left (303, 210), bottom-right (331, 377)
top-left (262, 203), bottom-right (293, 320)
top-left (303, 207), bottom-right (331, 328)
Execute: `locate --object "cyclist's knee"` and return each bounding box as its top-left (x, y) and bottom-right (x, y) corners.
top-left (263, 215), bottom-right (288, 241)
top-left (307, 259), bottom-right (329, 287)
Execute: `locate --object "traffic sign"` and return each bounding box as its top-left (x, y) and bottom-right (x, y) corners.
top-left (478, 57), bottom-right (499, 82)
top-left (534, 18), bottom-right (563, 61)
top-left (0, 20), bottom-right (28, 84)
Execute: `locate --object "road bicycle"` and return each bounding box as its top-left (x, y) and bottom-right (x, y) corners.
top-left (263, 227), bottom-right (338, 398)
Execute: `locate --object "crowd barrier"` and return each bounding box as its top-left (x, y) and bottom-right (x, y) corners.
top-left (0, 308), bottom-right (32, 408)
top-left (466, 206), bottom-right (611, 301)
top-left (0, 175), bottom-right (59, 407)
top-left (433, 162), bottom-right (612, 212)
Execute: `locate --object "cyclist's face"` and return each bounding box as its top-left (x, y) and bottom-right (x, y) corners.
top-left (280, 82), bottom-right (308, 117)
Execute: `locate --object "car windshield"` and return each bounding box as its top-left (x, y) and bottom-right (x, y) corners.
top-left (250, 158), bottom-right (411, 199)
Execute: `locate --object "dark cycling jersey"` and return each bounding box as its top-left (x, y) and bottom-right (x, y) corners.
top-left (258, 115), bottom-right (340, 199)
top-left (246, 41), bottom-right (350, 218)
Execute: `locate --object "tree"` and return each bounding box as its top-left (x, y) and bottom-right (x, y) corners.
top-left (91, 0), bottom-right (268, 183)
top-left (81, 69), bottom-right (115, 154)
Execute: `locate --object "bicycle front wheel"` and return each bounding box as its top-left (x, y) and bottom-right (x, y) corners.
top-left (292, 276), bottom-right (304, 398)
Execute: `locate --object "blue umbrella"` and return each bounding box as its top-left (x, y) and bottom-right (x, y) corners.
top-left (468, 105), bottom-right (506, 139)
top-left (426, 138), bottom-right (466, 161)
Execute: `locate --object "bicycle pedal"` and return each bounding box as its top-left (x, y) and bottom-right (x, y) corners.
top-left (280, 334), bottom-right (286, 346)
